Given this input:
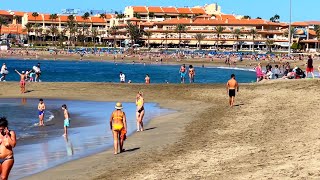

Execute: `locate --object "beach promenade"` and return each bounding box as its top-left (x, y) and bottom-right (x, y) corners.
top-left (1, 80), bottom-right (320, 179)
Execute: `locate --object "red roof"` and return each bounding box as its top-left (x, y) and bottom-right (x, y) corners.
top-left (219, 14), bottom-right (236, 20)
top-left (132, 6), bottom-right (148, 13)
top-left (0, 10), bottom-right (11, 16)
top-left (27, 13), bottom-right (42, 21)
top-left (148, 7), bottom-right (163, 13)
top-left (59, 15), bottom-right (69, 22)
top-left (43, 14), bottom-right (52, 21)
top-left (291, 22), bottom-right (308, 26)
top-left (91, 17), bottom-right (106, 23)
top-left (1, 24), bottom-right (26, 34)
top-left (12, 11), bottom-right (25, 16)
top-left (305, 21), bottom-right (320, 25)
top-left (162, 7), bottom-right (178, 14)
top-left (176, 8), bottom-right (192, 14)
top-left (190, 8), bottom-right (206, 14)
top-left (75, 16), bottom-right (91, 23)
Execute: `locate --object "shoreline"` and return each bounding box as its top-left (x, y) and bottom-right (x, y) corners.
top-left (1, 80), bottom-right (320, 179)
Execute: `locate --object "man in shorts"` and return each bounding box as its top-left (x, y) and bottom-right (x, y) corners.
top-left (179, 64), bottom-right (186, 83)
top-left (38, 99), bottom-right (46, 126)
top-left (226, 74), bottom-right (239, 107)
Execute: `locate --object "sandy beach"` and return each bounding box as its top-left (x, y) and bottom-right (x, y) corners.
top-left (0, 79), bottom-right (319, 179)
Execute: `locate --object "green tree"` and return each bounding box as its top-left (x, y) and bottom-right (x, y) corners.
top-left (144, 31), bottom-right (152, 49)
top-left (148, 12), bottom-right (155, 19)
top-left (108, 26), bottom-right (118, 48)
top-left (23, 23), bottom-right (33, 44)
top-left (0, 15), bottom-right (9, 39)
top-left (242, 15), bottom-right (251, 19)
top-left (67, 15), bottom-right (76, 46)
top-left (266, 39), bottom-right (274, 53)
top-left (49, 13), bottom-right (58, 45)
top-left (250, 28), bottom-right (257, 52)
top-left (233, 28), bottom-right (241, 51)
top-left (91, 27), bottom-right (99, 48)
top-left (256, 17), bottom-right (262, 19)
top-left (291, 42), bottom-right (302, 51)
top-left (50, 25), bottom-right (58, 46)
top-left (175, 24), bottom-right (186, 50)
top-left (133, 13), bottom-right (141, 19)
top-left (194, 33), bottom-right (205, 50)
top-left (126, 23), bottom-right (143, 48)
top-left (32, 12), bottom-right (39, 43)
top-left (81, 12), bottom-right (90, 46)
top-left (215, 26), bottom-right (225, 50)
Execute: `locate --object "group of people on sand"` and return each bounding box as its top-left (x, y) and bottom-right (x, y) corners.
top-left (179, 64), bottom-right (195, 83)
top-left (110, 91), bottom-right (145, 155)
top-left (255, 55), bottom-right (319, 82)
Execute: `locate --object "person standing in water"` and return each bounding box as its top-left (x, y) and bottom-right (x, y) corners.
top-left (226, 74), bottom-right (239, 107)
top-left (14, 69), bottom-right (26, 94)
top-left (145, 74), bottom-right (150, 84)
top-left (179, 64), bottom-right (186, 83)
top-left (62, 104), bottom-right (70, 137)
top-left (188, 65), bottom-right (195, 83)
top-left (119, 72), bottom-right (125, 83)
top-left (136, 91), bottom-right (145, 132)
top-left (0, 117), bottom-right (17, 180)
top-left (38, 99), bottom-right (46, 126)
top-left (110, 102), bottom-right (127, 155)
top-left (0, 63), bottom-right (8, 82)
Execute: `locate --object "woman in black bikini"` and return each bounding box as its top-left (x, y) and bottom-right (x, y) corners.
top-left (0, 117), bottom-right (16, 180)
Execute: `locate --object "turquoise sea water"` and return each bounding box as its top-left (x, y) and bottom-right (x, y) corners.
top-left (0, 98), bottom-right (170, 180)
top-left (0, 59), bottom-right (256, 83)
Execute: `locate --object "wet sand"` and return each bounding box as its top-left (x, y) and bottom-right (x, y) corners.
top-left (1, 80), bottom-right (320, 179)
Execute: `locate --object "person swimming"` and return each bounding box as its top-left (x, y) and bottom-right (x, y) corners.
top-left (136, 91), bottom-right (145, 132)
top-left (110, 102), bottom-right (127, 155)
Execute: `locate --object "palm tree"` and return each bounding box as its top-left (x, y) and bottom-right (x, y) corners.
top-left (215, 26), bottom-right (225, 50)
top-left (256, 17), bottom-right (262, 19)
top-left (23, 23), bottom-right (33, 44)
top-left (265, 39), bottom-right (274, 53)
top-left (44, 29), bottom-right (50, 45)
top-left (0, 15), bottom-right (9, 39)
top-left (242, 15), bottom-right (251, 19)
top-left (108, 26), bottom-right (118, 48)
top-left (38, 27), bottom-right (43, 46)
top-left (133, 13), bottom-right (141, 19)
top-left (249, 28), bottom-right (257, 52)
top-left (144, 31), bottom-right (152, 49)
top-left (99, 14), bottom-right (106, 19)
top-left (67, 15), bottom-right (76, 46)
top-left (81, 12), bottom-right (90, 46)
top-left (50, 25), bottom-right (58, 46)
top-left (126, 23), bottom-right (143, 48)
top-left (175, 24), bottom-right (186, 50)
top-left (194, 33), bottom-right (205, 50)
top-left (91, 27), bottom-right (99, 48)
top-left (233, 29), bottom-right (241, 51)
top-left (49, 14), bottom-right (58, 45)
top-left (13, 15), bottom-right (20, 40)
top-left (33, 23), bottom-right (41, 45)
top-left (32, 12), bottom-right (39, 42)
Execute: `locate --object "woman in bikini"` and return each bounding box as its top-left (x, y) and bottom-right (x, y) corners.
top-left (136, 91), bottom-right (145, 132)
top-left (188, 65), bottom-right (195, 83)
top-left (0, 117), bottom-right (16, 180)
top-left (110, 103), bottom-right (127, 155)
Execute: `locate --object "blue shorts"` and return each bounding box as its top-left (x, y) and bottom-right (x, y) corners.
top-left (180, 72), bottom-right (186, 78)
top-left (38, 111), bottom-right (44, 116)
top-left (64, 119), bottom-right (70, 127)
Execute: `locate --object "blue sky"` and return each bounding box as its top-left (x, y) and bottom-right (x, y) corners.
top-left (1, 0), bottom-right (319, 22)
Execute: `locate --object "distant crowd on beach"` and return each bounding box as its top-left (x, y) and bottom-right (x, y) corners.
top-left (255, 55), bottom-right (317, 82)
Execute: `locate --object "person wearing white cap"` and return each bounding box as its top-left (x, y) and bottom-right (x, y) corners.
top-left (14, 69), bottom-right (27, 94)
top-left (110, 102), bottom-right (127, 155)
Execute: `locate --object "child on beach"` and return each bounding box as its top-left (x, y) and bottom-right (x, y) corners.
top-left (38, 99), bottom-right (46, 126)
top-left (14, 69), bottom-right (27, 94)
top-left (62, 104), bottom-right (70, 137)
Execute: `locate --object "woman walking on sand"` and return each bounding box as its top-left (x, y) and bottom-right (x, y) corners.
top-left (136, 91), bottom-right (145, 132)
top-left (110, 102), bottom-right (127, 155)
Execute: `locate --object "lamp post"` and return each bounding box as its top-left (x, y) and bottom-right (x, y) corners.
top-left (288, 0), bottom-right (292, 55)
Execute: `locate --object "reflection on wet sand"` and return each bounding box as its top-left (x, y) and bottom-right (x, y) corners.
top-left (64, 136), bottom-right (74, 156)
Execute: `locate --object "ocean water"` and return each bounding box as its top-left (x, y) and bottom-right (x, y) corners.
top-left (0, 59), bottom-right (256, 83)
top-left (0, 98), bottom-right (170, 180)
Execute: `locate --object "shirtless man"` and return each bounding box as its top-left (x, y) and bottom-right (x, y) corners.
top-left (38, 99), bottom-right (46, 126)
top-left (226, 74), bottom-right (239, 107)
top-left (179, 64), bottom-right (187, 83)
top-left (110, 102), bottom-right (127, 155)
top-left (0, 117), bottom-right (17, 180)
top-left (14, 69), bottom-right (26, 94)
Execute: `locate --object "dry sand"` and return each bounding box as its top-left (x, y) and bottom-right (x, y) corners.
top-left (1, 80), bottom-right (320, 179)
